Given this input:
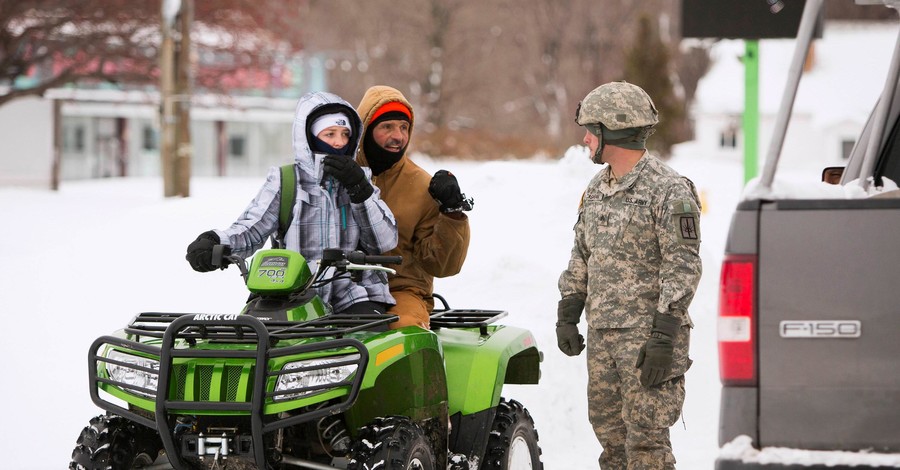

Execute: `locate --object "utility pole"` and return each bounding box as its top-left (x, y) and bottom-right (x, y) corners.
top-left (160, 0), bottom-right (193, 197)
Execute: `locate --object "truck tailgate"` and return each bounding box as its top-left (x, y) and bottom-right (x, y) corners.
top-left (757, 198), bottom-right (900, 451)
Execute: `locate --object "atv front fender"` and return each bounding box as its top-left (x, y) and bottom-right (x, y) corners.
top-left (345, 327), bottom-right (449, 431)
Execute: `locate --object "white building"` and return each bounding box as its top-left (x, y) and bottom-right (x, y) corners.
top-left (58, 89), bottom-right (298, 179)
top-left (0, 51), bottom-right (329, 188)
top-left (0, 96), bottom-right (55, 187)
top-left (0, 89), bottom-right (299, 188)
top-left (690, 21), bottom-right (899, 173)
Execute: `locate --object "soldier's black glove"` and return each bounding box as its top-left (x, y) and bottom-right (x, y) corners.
top-left (635, 313), bottom-right (681, 387)
top-left (556, 296), bottom-right (586, 356)
top-left (323, 155), bottom-right (374, 203)
top-left (429, 170), bottom-right (474, 213)
top-left (185, 230), bottom-right (227, 272)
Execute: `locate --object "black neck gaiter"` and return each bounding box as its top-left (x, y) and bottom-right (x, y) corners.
top-left (364, 128), bottom-right (405, 176)
top-left (310, 135), bottom-right (352, 156)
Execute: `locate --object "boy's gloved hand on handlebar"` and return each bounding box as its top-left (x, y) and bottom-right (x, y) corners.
top-left (186, 230), bottom-right (229, 272)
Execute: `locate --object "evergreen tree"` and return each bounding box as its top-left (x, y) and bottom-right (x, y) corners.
top-left (624, 14), bottom-right (687, 158)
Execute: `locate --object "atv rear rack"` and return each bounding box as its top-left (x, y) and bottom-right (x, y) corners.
top-left (90, 314), bottom-right (375, 470)
top-left (430, 309), bottom-right (508, 336)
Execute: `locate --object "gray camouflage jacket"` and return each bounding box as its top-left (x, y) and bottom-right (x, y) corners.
top-left (558, 152), bottom-right (702, 329)
top-left (215, 92), bottom-right (398, 312)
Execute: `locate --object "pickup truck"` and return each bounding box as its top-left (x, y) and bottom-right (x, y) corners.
top-left (715, 0), bottom-right (900, 469)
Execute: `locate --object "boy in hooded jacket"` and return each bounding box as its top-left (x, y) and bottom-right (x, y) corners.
top-left (185, 91), bottom-right (398, 315)
top-left (356, 85), bottom-right (472, 328)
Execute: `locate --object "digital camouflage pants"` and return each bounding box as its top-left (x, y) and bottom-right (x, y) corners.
top-left (587, 326), bottom-right (691, 469)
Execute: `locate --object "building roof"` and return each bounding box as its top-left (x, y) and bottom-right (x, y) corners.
top-left (693, 21), bottom-right (899, 128)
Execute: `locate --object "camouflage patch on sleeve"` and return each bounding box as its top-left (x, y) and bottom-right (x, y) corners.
top-left (671, 199), bottom-right (700, 244)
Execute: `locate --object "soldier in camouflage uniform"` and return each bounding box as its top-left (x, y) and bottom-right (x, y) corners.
top-left (556, 81), bottom-right (702, 469)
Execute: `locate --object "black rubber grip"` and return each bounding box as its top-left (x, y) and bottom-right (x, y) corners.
top-left (346, 251), bottom-right (402, 265)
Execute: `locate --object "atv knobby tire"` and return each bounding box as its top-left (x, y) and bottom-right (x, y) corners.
top-left (348, 416), bottom-right (436, 470)
top-left (482, 398), bottom-right (543, 470)
top-left (70, 414), bottom-right (162, 470)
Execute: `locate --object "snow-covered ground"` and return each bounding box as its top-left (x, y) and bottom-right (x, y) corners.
top-left (3, 142), bottom-right (900, 468)
top-left (0, 145), bottom-right (723, 468)
top-left (5, 21), bottom-right (900, 465)
top-left (5, 10), bottom-right (900, 468)
top-left (0, 143), bottom-right (738, 469)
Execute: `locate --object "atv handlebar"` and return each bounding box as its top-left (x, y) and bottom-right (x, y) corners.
top-left (210, 246), bottom-right (402, 282)
top-left (321, 248), bottom-right (401, 276)
top-left (345, 251), bottom-right (403, 266)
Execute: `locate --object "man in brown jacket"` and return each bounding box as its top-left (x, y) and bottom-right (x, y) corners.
top-left (356, 85), bottom-right (473, 329)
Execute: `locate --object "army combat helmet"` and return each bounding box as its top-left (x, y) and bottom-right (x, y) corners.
top-left (575, 81), bottom-right (658, 161)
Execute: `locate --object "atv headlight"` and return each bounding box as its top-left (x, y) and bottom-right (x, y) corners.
top-left (274, 354), bottom-right (360, 401)
top-left (105, 350), bottom-right (159, 398)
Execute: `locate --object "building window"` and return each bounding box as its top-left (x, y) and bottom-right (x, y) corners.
top-left (229, 135), bottom-right (246, 157)
top-left (720, 127), bottom-right (738, 149)
top-left (841, 139), bottom-right (855, 160)
top-left (64, 125), bottom-right (85, 152)
top-left (142, 125), bottom-right (158, 151)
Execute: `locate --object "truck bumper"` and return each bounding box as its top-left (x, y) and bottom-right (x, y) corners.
top-left (716, 459), bottom-right (898, 469)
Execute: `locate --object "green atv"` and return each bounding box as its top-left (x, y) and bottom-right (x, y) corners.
top-left (70, 247), bottom-right (543, 470)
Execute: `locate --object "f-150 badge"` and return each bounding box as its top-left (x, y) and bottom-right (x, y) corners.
top-left (779, 320), bottom-right (861, 338)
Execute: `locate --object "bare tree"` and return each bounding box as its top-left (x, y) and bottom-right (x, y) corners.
top-left (519, 0), bottom-right (574, 143)
top-left (0, 0), bottom-right (307, 107)
top-left (625, 14), bottom-right (685, 158)
top-left (0, 0), bottom-right (158, 106)
top-left (301, 0), bottom-right (709, 158)
top-left (12, 0), bottom-right (883, 161)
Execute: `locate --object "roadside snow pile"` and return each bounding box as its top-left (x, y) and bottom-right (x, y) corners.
top-left (558, 145), bottom-right (598, 173)
top-left (720, 435), bottom-right (900, 467)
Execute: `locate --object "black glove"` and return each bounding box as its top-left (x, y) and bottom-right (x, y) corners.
top-left (429, 170), bottom-right (474, 213)
top-left (556, 296), bottom-right (586, 356)
top-left (635, 313), bottom-right (681, 387)
top-left (323, 155), bottom-right (373, 203)
top-left (186, 230), bottom-right (224, 273)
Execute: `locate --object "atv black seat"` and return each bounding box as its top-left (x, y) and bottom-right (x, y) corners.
top-left (125, 312), bottom-right (396, 343)
top-left (243, 291), bottom-right (317, 322)
top-left (429, 309), bottom-right (508, 336)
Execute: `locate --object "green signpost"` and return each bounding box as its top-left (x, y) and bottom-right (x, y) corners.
top-left (681, 0), bottom-right (814, 185)
top-left (744, 40), bottom-right (760, 184)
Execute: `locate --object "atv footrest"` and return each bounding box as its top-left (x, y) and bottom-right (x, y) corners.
top-left (429, 309), bottom-right (507, 335)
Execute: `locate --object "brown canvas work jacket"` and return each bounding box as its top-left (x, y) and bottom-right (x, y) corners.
top-left (356, 86), bottom-right (471, 316)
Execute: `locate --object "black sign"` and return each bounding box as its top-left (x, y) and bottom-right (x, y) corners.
top-left (682, 0), bottom-right (821, 39)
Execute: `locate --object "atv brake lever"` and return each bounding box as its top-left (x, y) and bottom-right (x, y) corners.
top-left (345, 263), bottom-right (396, 276)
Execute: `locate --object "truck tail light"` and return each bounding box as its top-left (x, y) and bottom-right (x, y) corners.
top-left (718, 254), bottom-right (757, 386)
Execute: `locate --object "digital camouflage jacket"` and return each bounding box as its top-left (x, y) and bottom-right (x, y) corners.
top-left (559, 152), bottom-right (702, 329)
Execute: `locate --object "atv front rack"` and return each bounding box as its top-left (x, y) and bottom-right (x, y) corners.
top-left (124, 311), bottom-right (395, 343)
top-left (90, 314), bottom-right (377, 470)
